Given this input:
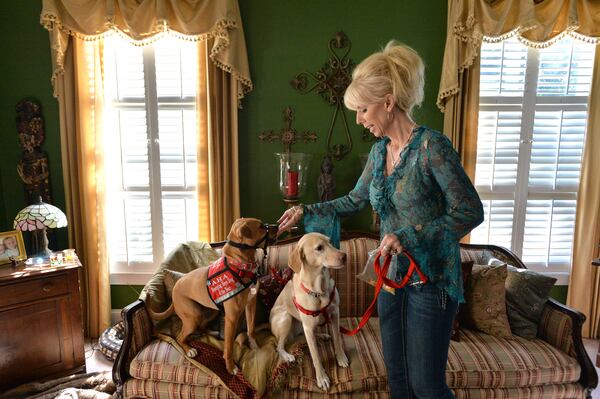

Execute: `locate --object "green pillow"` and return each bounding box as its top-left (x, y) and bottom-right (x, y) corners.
top-left (463, 264), bottom-right (512, 338)
top-left (504, 265), bottom-right (557, 339)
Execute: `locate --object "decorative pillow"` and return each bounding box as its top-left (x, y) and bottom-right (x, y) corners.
top-left (258, 267), bottom-right (293, 311)
top-left (163, 269), bottom-right (186, 298)
top-left (504, 265), bottom-right (557, 339)
top-left (462, 264), bottom-right (512, 338)
top-left (451, 261), bottom-right (474, 341)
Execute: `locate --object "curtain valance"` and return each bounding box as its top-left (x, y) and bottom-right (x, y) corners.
top-left (40, 0), bottom-right (252, 101)
top-left (438, 0), bottom-right (600, 111)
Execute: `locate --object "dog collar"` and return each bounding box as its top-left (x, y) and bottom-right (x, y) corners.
top-left (299, 281), bottom-right (325, 298)
top-left (293, 282), bottom-right (336, 321)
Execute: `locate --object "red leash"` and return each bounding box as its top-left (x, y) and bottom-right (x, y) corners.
top-left (340, 251), bottom-right (427, 336)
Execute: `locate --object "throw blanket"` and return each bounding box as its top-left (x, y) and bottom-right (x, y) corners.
top-left (141, 241), bottom-right (303, 398)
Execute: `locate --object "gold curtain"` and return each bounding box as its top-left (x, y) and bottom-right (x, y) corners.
top-left (54, 38), bottom-right (111, 337)
top-left (443, 58), bottom-right (480, 180)
top-left (41, 0), bottom-right (252, 101)
top-left (196, 39), bottom-right (241, 242)
top-left (439, 0), bottom-right (600, 337)
top-left (41, 0), bottom-right (252, 336)
top-left (567, 47), bottom-right (600, 338)
top-left (438, 0), bottom-right (600, 113)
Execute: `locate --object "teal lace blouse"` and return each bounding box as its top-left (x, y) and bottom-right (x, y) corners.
top-left (303, 126), bottom-right (483, 302)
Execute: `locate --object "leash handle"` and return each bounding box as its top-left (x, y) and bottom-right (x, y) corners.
top-left (341, 250), bottom-right (427, 336)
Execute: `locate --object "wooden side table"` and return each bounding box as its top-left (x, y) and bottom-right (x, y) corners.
top-left (0, 257), bottom-right (86, 390)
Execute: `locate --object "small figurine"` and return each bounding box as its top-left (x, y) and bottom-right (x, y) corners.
top-left (317, 155), bottom-right (336, 202)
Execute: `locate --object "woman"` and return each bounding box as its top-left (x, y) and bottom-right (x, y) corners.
top-left (277, 40), bottom-right (483, 399)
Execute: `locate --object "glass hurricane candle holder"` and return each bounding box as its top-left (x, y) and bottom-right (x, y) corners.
top-left (275, 152), bottom-right (312, 207)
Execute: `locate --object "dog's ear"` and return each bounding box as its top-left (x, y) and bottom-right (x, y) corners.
top-left (240, 224), bottom-right (252, 239)
top-left (229, 219), bottom-right (252, 242)
top-left (288, 245), bottom-right (304, 273)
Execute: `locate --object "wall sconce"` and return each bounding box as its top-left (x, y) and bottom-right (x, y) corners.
top-left (275, 152), bottom-right (312, 208)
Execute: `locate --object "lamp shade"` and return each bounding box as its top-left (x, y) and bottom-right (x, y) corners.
top-left (13, 199), bottom-right (68, 231)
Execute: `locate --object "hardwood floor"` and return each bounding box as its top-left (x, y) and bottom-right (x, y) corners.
top-left (84, 339), bottom-right (113, 373)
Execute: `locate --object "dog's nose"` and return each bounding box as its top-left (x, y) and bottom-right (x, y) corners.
top-left (340, 253), bottom-right (347, 264)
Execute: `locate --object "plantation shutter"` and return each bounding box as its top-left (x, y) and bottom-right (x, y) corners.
top-left (104, 36), bottom-right (199, 274)
top-left (471, 37), bottom-right (595, 274)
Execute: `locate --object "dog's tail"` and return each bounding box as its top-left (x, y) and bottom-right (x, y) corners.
top-left (146, 301), bottom-right (175, 320)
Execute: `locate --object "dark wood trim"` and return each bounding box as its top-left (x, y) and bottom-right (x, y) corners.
top-left (545, 298), bottom-right (598, 394)
top-left (459, 243), bottom-right (528, 269)
top-left (112, 299), bottom-right (146, 396)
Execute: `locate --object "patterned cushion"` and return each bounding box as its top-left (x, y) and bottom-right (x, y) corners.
top-left (124, 378), bottom-right (235, 399)
top-left (276, 317), bottom-right (388, 394)
top-left (462, 264), bottom-right (512, 338)
top-left (452, 383), bottom-right (586, 399)
top-left (130, 340), bottom-right (224, 387)
top-left (447, 329), bottom-right (581, 388)
top-left (505, 265), bottom-right (557, 339)
top-left (128, 315), bottom-right (582, 396)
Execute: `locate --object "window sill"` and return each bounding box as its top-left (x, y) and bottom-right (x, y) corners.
top-left (110, 272), bottom-right (154, 285)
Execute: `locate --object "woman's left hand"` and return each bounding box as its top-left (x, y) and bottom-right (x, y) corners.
top-left (378, 233), bottom-right (403, 257)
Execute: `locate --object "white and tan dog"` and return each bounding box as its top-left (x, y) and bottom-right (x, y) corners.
top-left (269, 232), bottom-right (349, 391)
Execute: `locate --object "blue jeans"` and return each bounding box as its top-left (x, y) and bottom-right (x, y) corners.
top-left (377, 283), bottom-right (458, 399)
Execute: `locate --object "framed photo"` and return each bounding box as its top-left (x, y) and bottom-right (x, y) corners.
top-left (0, 230), bottom-right (27, 265)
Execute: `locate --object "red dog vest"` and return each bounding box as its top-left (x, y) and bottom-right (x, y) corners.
top-left (206, 257), bottom-right (258, 308)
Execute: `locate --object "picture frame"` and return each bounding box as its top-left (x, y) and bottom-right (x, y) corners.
top-left (0, 230), bottom-right (27, 265)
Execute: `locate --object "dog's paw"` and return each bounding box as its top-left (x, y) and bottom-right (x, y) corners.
top-left (225, 360), bottom-right (239, 375)
top-left (186, 348), bottom-right (198, 358)
top-left (316, 370), bottom-right (330, 391)
top-left (336, 351), bottom-right (349, 368)
top-left (316, 333), bottom-right (331, 341)
top-left (277, 349), bottom-right (295, 363)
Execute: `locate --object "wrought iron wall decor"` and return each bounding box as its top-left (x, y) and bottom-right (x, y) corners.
top-left (16, 99), bottom-right (52, 205)
top-left (291, 31), bottom-right (369, 160)
top-left (258, 106), bottom-right (318, 153)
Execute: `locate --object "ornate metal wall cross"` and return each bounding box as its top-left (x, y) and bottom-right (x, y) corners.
top-left (291, 31), bottom-right (354, 160)
top-left (258, 106), bottom-right (318, 153)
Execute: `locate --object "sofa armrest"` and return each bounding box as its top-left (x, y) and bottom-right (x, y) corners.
top-left (112, 300), bottom-right (153, 393)
top-left (538, 298), bottom-right (598, 392)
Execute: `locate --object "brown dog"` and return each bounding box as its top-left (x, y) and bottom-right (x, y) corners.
top-left (147, 218), bottom-right (276, 374)
top-left (269, 232), bottom-right (349, 391)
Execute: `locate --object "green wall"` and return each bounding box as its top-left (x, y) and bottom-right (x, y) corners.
top-left (0, 2), bottom-right (67, 251)
top-left (0, 3), bottom-right (570, 310)
top-left (237, 0), bottom-right (447, 229)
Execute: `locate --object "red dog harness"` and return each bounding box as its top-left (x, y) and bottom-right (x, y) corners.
top-left (206, 257), bottom-right (258, 308)
top-left (292, 282), bottom-right (337, 326)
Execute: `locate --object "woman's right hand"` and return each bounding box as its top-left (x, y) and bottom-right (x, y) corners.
top-left (277, 205), bottom-right (304, 235)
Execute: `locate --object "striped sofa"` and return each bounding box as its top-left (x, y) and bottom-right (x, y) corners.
top-left (113, 232), bottom-right (598, 398)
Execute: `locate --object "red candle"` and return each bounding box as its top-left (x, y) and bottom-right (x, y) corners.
top-left (287, 170), bottom-right (299, 197)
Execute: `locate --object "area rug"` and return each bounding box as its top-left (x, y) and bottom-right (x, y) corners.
top-left (0, 371), bottom-right (115, 399)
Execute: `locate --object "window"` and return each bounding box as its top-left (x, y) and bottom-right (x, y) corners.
top-left (103, 35), bottom-right (200, 279)
top-left (471, 36), bottom-right (595, 278)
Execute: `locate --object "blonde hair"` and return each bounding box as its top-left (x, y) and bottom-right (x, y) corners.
top-left (344, 40), bottom-right (424, 115)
